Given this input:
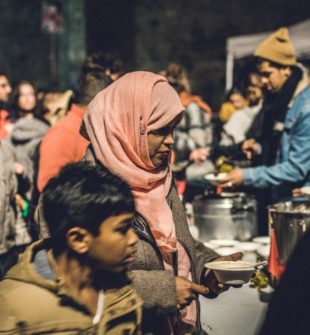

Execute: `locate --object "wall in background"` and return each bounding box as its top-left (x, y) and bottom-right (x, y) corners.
top-left (0, 0), bottom-right (309, 106)
top-left (0, 0), bottom-right (85, 90)
top-left (133, 0), bottom-right (310, 109)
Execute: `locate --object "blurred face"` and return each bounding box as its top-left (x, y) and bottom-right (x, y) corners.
top-left (147, 114), bottom-right (183, 168)
top-left (229, 93), bottom-right (247, 110)
top-left (87, 213), bottom-right (138, 272)
top-left (0, 75), bottom-right (12, 103)
top-left (258, 61), bottom-right (291, 93)
top-left (246, 85), bottom-right (263, 106)
top-left (18, 83), bottom-right (36, 111)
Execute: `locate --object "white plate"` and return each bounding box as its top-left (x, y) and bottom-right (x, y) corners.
top-left (209, 239), bottom-right (239, 247)
top-left (252, 236), bottom-right (270, 245)
top-left (215, 247), bottom-right (239, 256)
top-left (203, 242), bottom-right (218, 249)
top-left (257, 245), bottom-right (270, 258)
top-left (301, 186), bottom-right (310, 199)
top-left (235, 242), bottom-right (260, 253)
top-left (204, 173), bottom-right (228, 184)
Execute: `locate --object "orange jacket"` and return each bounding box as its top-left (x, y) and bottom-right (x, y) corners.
top-left (0, 110), bottom-right (13, 139)
top-left (37, 105), bottom-right (89, 192)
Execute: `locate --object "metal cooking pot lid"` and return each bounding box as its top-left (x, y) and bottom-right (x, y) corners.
top-left (219, 192), bottom-right (246, 198)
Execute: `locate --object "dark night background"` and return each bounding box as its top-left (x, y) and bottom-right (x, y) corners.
top-left (0, 0), bottom-right (309, 109)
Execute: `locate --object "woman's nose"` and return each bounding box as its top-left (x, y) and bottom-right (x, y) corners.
top-left (164, 133), bottom-right (174, 145)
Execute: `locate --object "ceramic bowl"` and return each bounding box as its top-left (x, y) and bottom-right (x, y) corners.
top-left (235, 242), bottom-right (260, 253)
top-left (215, 247), bottom-right (240, 256)
top-left (208, 239), bottom-right (239, 248)
top-left (252, 236), bottom-right (270, 245)
top-left (204, 261), bottom-right (256, 285)
top-left (257, 245), bottom-right (270, 259)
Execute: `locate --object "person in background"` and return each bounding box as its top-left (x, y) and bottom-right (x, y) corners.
top-left (0, 71), bottom-right (13, 139)
top-left (0, 140), bottom-right (31, 279)
top-left (226, 27), bottom-right (310, 203)
top-left (81, 51), bottom-right (125, 82)
top-left (162, 63), bottom-right (214, 182)
top-left (220, 73), bottom-right (263, 146)
top-left (218, 101), bottom-right (235, 124)
top-left (80, 71), bottom-right (242, 334)
top-left (9, 81), bottom-right (49, 192)
top-left (37, 55), bottom-right (112, 192)
top-left (10, 81), bottom-right (39, 122)
top-left (259, 226), bottom-right (310, 335)
top-left (39, 89), bottom-right (73, 127)
top-left (219, 88), bottom-right (248, 124)
top-left (0, 162), bottom-right (142, 334)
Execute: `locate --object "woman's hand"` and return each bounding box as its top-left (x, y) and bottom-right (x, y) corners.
top-left (175, 276), bottom-right (209, 310)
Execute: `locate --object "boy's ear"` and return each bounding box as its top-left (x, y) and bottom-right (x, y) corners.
top-left (66, 227), bottom-right (92, 254)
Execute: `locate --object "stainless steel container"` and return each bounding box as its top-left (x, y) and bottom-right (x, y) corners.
top-left (269, 201), bottom-right (310, 264)
top-left (193, 192), bottom-right (257, 242)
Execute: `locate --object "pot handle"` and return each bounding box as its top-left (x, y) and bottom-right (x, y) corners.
top-left (231, 205), bottom-right (255, 214)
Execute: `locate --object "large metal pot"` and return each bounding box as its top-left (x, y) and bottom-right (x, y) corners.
top-left (269, 201), bottom-right (310, 264)
top-left (193, 192), bottom-right (257, 242)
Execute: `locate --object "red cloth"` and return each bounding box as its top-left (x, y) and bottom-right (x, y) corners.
top-left (268, 229), bottom-right (285, 280)
top-left (0, 110), bottom-right (13, 139)
top-left (37, 104), bottom-right (89, 192)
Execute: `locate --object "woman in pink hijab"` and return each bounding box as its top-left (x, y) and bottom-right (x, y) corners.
top-left (82, 71), bottom-right (241, 334)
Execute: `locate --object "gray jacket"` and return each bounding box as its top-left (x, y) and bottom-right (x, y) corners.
top-left (0, 141), bottom-right (30, 255)
top-left (83, 148), bottom-right (218, 334)
top-left (10, 115), bottom-right (49, 187)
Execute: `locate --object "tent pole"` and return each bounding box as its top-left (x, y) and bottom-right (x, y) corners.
top-left (225, 51), bottom-right (234, 92)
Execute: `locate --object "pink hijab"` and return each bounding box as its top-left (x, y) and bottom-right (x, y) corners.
top-left (82, 71), bottom-right (196, 330)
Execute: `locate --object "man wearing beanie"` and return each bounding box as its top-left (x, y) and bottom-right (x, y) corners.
top-left (226, 27), bottom-right (310, 206)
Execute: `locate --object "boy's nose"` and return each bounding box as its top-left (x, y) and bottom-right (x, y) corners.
top-left (128, 227), bottom-right (138, 246)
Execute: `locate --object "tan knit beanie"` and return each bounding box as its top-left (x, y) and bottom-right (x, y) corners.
top-left (254, 27), bottom-right (297, 65)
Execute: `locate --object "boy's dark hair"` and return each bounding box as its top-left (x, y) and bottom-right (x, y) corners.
top-left (42, 162), bottom-right (135, 253)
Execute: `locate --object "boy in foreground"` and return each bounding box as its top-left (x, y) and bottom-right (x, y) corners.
top-left (0, 162), bottom-right (142, 334)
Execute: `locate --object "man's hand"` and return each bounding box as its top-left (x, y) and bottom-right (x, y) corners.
top-left (292, 188), bottom-right (302, 197)
top-left (175, 276), bottom-right (209, 310)
top-left (242, 139), bottom-right (259, 159)
top-left (225, 168), bottom-right (244, 186)
top-left (203, 252), bottom-right (243, 296)
top-left (189, 148), bottom-right (210, 162)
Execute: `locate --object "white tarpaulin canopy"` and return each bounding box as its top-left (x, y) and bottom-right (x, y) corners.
top-left (225, 19), bottom-right (310, 90)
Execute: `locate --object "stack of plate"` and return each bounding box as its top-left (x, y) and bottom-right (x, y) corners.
top-left (203, 236), bottom-right (270, 261)
top-left (204, 239), bottom-right (239, 256)
top-left (252, 236), bottom-right (270, 259)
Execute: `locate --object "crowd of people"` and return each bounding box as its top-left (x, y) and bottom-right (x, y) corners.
top-left (0, 26), bottom-right (309, 334)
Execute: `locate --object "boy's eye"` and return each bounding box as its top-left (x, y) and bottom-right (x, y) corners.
top-left (116, 222), bottom-right (131, 234)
